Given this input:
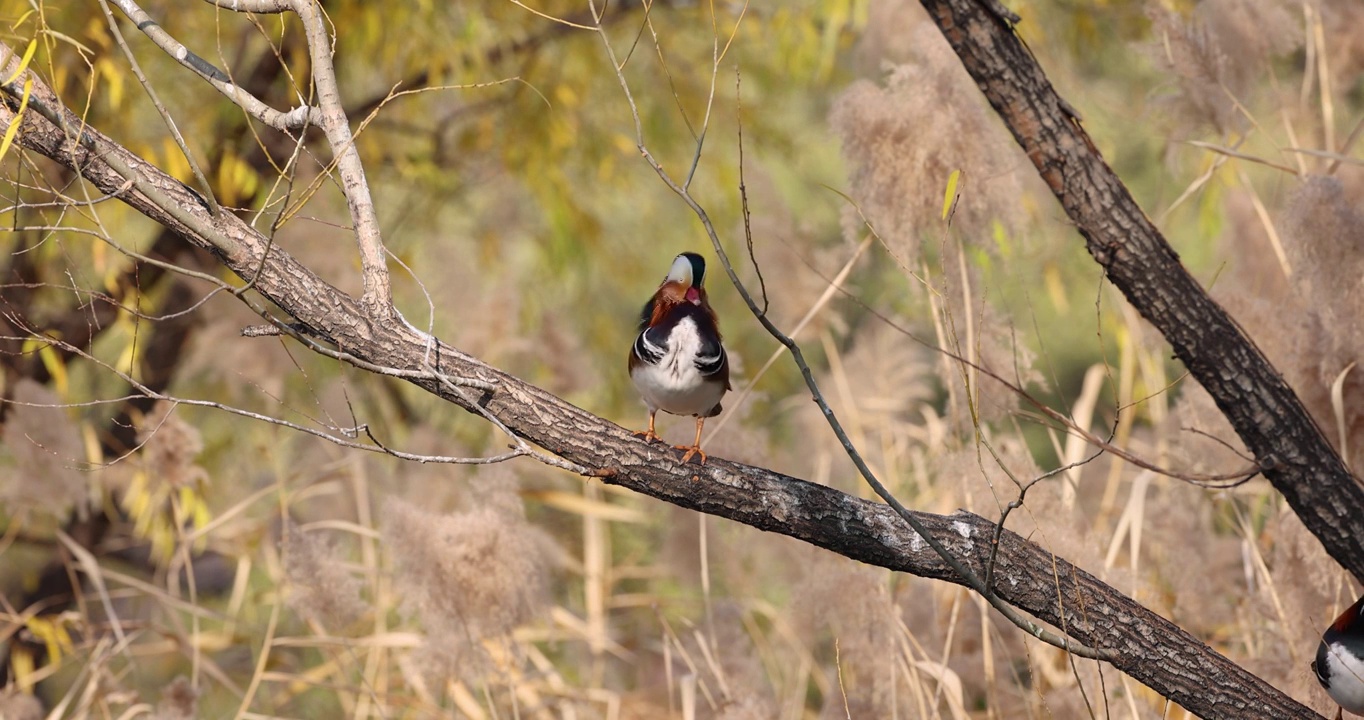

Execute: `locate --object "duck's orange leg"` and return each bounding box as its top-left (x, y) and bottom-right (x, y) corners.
top-left (676, 416), bottom-right (708, 464)
top-left (632, 410), bottom-right (662, 443)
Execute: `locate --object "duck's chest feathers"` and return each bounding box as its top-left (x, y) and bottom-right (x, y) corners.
top-left (639, 316), bottom-right (706, 383)
top-left (632, 315), bottom-right (725, 416)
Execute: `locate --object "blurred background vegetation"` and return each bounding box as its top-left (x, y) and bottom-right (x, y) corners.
top-left (0, 0), bottom-right (1362, 717)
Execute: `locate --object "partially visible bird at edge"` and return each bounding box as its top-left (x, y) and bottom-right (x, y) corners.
top-left (1314, 593), bottom-right (1364, 720)
top-left (628, 252), bottom-right (731, 464)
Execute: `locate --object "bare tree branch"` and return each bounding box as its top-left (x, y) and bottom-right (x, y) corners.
top-left (285, 0), bottom-right (392, 316)
top-left (0, 41), bottom-right (1322, 719)
top-left (109, 0), bottom-right (320, 130)
top-left (199, 0), bottom-right (289, 12)
top-left (916, 0), bottom-right (1364, 584)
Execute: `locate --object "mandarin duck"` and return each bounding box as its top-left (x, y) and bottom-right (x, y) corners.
top-left (629, 252), bottom-right (731, 464)
top-left (1315, 594), bottom-right (1364, 719)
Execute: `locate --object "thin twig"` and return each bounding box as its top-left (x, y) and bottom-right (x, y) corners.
top-left (7, 329), bottom-right (521, 467)
top-left (1184, 140), bottom-right (1299, 176)
top-left (734, 68), bottom-right (767, 316)
top-left (200, 0), bottom-right (288, 10)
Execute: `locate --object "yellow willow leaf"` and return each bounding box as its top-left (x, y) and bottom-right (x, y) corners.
top-left (51, 64), bottom-right (68, 95)
top-left (25, 615), bottom-right (73, 664)
top-left (114, 335), bottom-right (139, 381)
top-left (10, 646), bottom-right (35, 693)
top-left (9, 9), bottom-right (36, 29)
top-left (991, 219), bottom-right (1011, 257)
top-left (216, 152), bottom-right (237, 205)
top-left (191, 499), bottom-right (212, 552)
top-left (176, 485), bottom-right (208, 533)
top-left (0, 76), bottom-right (33, 165)
top-left (107, 63), bottom-right (125, 110)
top-left (941, 168), bottom-right (961, 221)
top-left (161, 136), bottom-right (192, 183)
top-left (82, 16), bottom-right (109, 49)
top-left (3, 38), bottom-right (36, 85)
top-left (92, 56), bottom-right (125, 110)
top-left (193, 497), bottom-right (212, 528)
top-left (816, 0), bottom-right (849, 80)
top-left (227, 152), bottom-right (259, 205)
top-left (132, 505), bottom-right (154, 539)
top-left (36, 342), bottom-right (68, 398)
top-left (81, 421), bottom-right (102, 468)
top-left (93, 236), bottom-right (111, 282)
top-left (123, 470), bottom-right (151, 522)
top-left (1044, 262), bottom-right (1069, 314)
top-left (968, 244), bottom-right (992, 272)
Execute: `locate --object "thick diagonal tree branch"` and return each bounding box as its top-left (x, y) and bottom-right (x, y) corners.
top-left (918, 0), bottom-right (1364, 583)
top-left (0, 44), bottom-right (1321, 719)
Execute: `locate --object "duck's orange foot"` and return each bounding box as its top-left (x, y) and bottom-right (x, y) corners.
top-left (632, 429), bottom-right (663, 444)
top-left (675, 444), bottom-right (708, 465)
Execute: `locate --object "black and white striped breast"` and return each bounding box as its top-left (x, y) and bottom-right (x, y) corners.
top-left (631, 304), bottom-right (727, 416)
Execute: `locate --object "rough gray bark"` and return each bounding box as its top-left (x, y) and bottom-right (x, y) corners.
top-left (917, 0), bottom-right (1364, 587)
top-left (0, 45), bottom-right (1323, 718)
